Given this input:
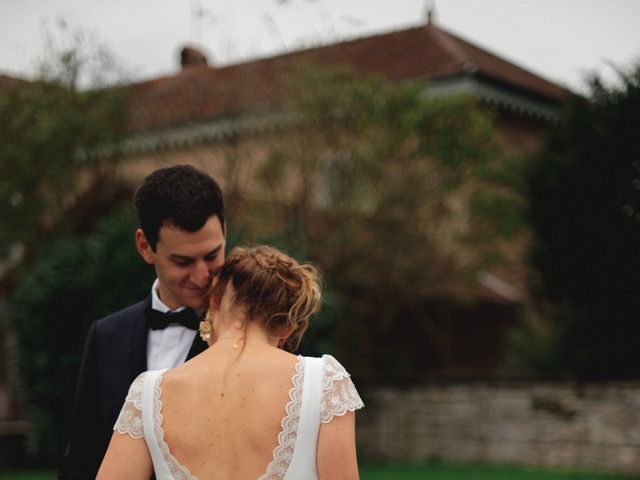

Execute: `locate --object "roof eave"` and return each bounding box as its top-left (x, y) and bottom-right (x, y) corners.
top-left (425, 73), bottom-right (562, 124)
top-left (81, 110), bottom-right (296, 159)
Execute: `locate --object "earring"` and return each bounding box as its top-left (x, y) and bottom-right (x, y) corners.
top-left (199, 308), bottom-right (214, 342)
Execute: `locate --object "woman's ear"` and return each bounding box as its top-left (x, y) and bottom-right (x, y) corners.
top-left (277, 326), bottom-right (293, 348)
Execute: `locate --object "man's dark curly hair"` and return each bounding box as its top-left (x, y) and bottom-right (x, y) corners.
top-left (134, 165), bottom-right (225, 251)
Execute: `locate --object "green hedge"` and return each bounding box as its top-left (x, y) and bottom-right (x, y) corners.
top-left (8, 208), bottom-right (154, 462)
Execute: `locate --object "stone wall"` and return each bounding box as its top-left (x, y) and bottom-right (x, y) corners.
top-left (356, 381), bottom-right (640, 474)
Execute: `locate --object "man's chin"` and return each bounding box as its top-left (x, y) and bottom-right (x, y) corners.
top-left (182, 291), bottom-right (207, 310)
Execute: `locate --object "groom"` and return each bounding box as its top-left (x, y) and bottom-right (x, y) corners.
top-left (59, 165), bottom-right (227, 480)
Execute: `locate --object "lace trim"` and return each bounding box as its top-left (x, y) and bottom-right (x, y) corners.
top-left (118, 357), bottom-right (342, 479)
top-left (320, 355), bottom-right (364, 424)
top-left (149, 359), bottom-right (305, 480)
top-left (258, 355), bottom-right (305, 480)
top-left (153, 370), bottom-right (198, 480)
top-left (113, 372), bottom-right (146, 439)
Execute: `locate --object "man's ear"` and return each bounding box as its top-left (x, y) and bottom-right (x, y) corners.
top-left (135, 229), bottom-right (154, 264)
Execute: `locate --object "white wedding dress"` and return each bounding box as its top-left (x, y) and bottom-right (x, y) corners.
top-left (113, 354), bottom-right (364, 479)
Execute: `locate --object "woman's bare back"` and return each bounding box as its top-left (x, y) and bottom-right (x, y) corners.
top-left (160, 345), bottom-right (299, 479)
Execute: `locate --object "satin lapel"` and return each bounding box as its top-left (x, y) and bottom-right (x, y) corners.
top-left (186, 334), bottom-right (208, 360)
top-left (129, 297), bottom-right (150, 376)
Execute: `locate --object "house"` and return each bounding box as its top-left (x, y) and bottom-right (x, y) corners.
top-left (108, 19), bottom-right (569, 376)
top-left (120, 19), bottom-right (567, 157)
top-left (0, 18), bottom-right (570, 447)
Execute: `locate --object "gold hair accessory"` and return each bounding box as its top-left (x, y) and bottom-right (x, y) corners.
top-left (198, 309), bottom-right (214, 341)
top-left (198, 321), bottom-right (212, 341)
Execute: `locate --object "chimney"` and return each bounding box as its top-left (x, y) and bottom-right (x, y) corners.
top-left (180, 46), bottom-right (209, 69)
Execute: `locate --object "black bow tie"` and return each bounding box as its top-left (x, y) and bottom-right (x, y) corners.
top-left (144, 305), bottom-right (200, 331)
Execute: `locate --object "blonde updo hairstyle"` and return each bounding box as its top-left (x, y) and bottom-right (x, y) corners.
top-left (207, 245), bottom-right (321, 350)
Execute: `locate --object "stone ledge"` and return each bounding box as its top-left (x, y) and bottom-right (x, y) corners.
top-left (0, 421), bottom-right (29, 436)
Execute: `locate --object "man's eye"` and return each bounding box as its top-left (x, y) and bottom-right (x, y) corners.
top-left (174, 260), bottom-right (190, 267)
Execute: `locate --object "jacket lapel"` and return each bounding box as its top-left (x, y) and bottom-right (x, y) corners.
top-left (129, 297), bottom-right (150, 375)
top-left (186, 334), bottom-right (208, 360)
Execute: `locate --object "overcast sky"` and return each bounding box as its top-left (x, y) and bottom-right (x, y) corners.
top-left (1, 0), bottom-right (640, 93)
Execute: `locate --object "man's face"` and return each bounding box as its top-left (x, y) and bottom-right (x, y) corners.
top-left (136, 216), bottom-right (226, 310)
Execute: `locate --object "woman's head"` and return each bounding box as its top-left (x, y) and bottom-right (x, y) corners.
top-left (207, 245), bottom-right (321, 350)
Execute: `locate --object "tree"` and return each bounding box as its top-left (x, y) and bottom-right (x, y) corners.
top-left (0, 23), bottom-right (132, 462)
top-left (524, 64), bottom-right (640, 378)
top-left (238, 65), bottom-right (519, 375)
top-left (0, 22), bottom-right (129, 259)
top-left (7, 208), bottom-right (155, 462)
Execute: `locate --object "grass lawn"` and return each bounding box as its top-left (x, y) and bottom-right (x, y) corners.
top-left (0, 472), bottom-right (54, 480)
top-left (359, 463), bottom-right (639, 480)
top-left (0, 464), bottom-right (637, 480)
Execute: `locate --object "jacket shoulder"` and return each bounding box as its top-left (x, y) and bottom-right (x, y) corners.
top-left (93, 298), bottom-right (149, 333)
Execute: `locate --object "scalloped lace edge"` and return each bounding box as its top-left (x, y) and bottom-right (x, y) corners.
top-left (320, 354), bottom-right (351, 390)
top-left (320, 401), bottom-right (364, 424)
top-left (113, 424), bottom-right (145, 439)
top-left (113, 372), bottom-right (146, 439)
top-left (153, 370), bottom-right (198, 480)
top-left (150, 358), bottom-right (305, 480)
top-left (319, 355), bottom-right (364, 424)
top-left (259, 355), bottom-right (305, 480)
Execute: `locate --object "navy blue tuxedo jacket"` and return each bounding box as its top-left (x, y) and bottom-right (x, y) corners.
top-left (58, 297), bottom-right (207, 480)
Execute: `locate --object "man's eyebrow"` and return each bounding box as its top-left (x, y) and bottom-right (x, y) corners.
top-left (168, 245), bottom-right (222, 261)
top-left (204, 245), bottom-right (223, 257)
top-left (168, 253), bottom-right (193, 262)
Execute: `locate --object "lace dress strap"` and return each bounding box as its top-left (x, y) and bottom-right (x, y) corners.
top-left (259, 355), bottom-right (306, 480)
top-left (142, 369), bottom-right (196, 480)
top-left (113, 371), bottom-right (147, 439)
top-left (319, 355), bottom-right (364, 424)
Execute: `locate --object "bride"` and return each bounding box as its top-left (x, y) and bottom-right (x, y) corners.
top-left (97, 245), bottom-right (364, 479)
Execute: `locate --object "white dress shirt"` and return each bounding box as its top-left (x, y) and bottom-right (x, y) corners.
top-left (146, 279), bottom-right (198, 370)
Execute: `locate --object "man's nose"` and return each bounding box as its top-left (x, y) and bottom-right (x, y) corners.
top-left (192, 261), bottom-right (211, 287)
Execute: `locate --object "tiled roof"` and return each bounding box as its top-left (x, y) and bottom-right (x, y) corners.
top-left (0, 74), bottom-right (29, 91)
top-left (126, 22), bottom-right (569, 133)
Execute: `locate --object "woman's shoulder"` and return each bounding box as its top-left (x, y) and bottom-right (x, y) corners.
top-left (160, 365), bottom-right (192, 391)
top-left (300, 353), bottom-right (352, 376)
top-left (129, 368), bottom-right (165, 390)
top-left (298, 354), bottom-right (357, 388)
top-left (298, 354), bottom-right (364, 421)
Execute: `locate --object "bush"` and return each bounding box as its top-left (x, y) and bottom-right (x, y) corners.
top-left (8, 208), bottom-right (154, 462)
top-left (521, 64), bottom-right (640, 378)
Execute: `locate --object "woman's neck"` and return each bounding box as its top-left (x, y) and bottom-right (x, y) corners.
top-left (211, 316), bottom-right (277, 350)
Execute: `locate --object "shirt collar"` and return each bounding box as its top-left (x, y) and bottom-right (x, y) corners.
top-left (150, 279), bottom-right (204, 317)
top-left (151, 278), bottom-right (186, 313)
